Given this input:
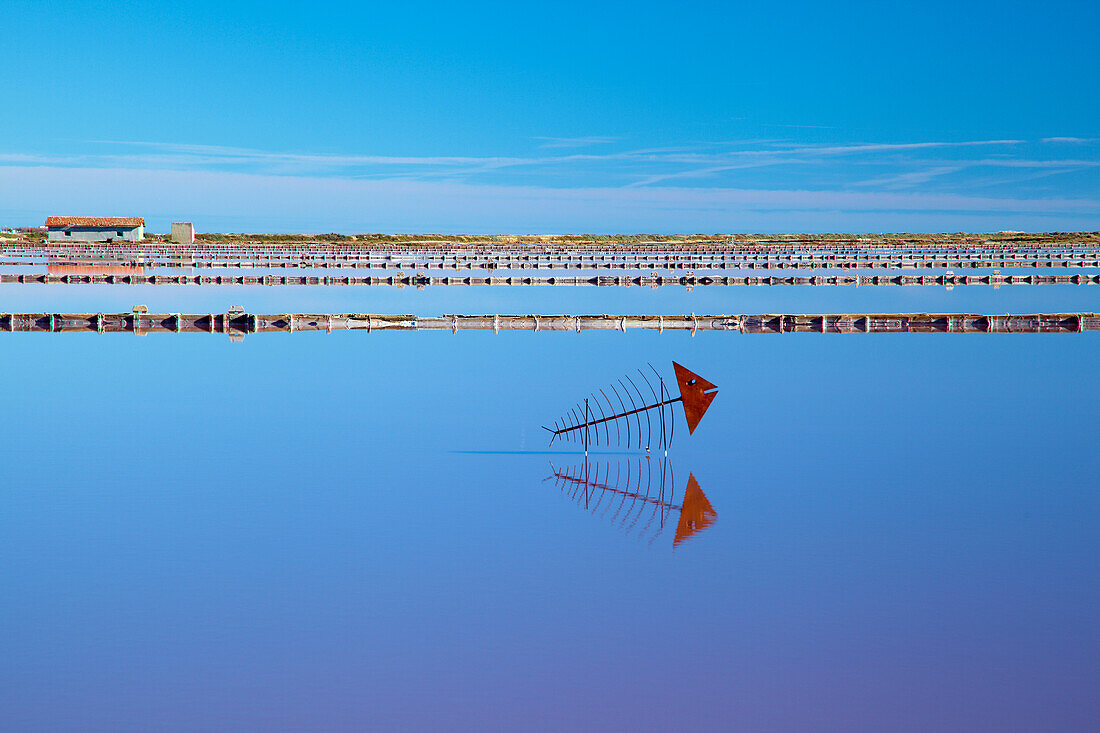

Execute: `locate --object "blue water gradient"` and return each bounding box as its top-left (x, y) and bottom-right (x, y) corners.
top-left (0, 284), bottom-right (1098, 730)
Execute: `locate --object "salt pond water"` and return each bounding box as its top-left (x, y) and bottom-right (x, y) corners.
top-left (1, 280), bottom-right (1098, 730)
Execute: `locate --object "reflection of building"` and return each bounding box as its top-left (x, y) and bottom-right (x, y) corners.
top-left (546, 458), bottom-right (717, 548)
top-left (46, 216), bottom-right (145, 243)
top-left (47, 264), bottom-right (145, 276)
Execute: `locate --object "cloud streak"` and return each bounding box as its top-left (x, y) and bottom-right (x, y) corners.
top-left (2, 164), bottom-right (1098, 233)
top-left (533, 136), bottom-right (618, 148)
top-left (1, 137), bottom-right (1057, 189)
top-left (1041, 137), bottom-right (1097, 144)
top-left (1, 136), bottom-right (1096, 230)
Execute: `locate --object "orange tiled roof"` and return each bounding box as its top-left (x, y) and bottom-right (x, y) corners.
top-left (45, 216), bottom-right (145, 228)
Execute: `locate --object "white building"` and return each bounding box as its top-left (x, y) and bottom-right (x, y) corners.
top-left (171, 222), bottom-right (195, 244)
top-left (46, 216), bottom-right (145, 243)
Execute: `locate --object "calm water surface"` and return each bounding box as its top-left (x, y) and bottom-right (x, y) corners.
top-left (1, 280), bottom-right (1098, 731)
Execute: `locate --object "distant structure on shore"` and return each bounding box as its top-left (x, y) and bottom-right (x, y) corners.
top-left (171, 222), bottom-right (195, 244)
top-left (46, 216), bottom-right (144, 243)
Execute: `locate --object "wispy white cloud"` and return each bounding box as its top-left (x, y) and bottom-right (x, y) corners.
top-left (967, 158), bottom-right (1100, 168)
top-left (853, 166), bottom-right (965, 189)
top-left (852, 158), bottom-right (1100, 189)
top-left (799, 140), bottom-right (1024, 156)
top-left (764, 123), bottom-right (838, 130)
top-left (2, 164), bottom-right (1098, 234)
top-left (1041, 137), bottom-right (1097, 144)
top-left (89, 140), bottom-right (539, 168)
top-left (60, 137), bottom-right (1030, 180)
top-left (533, 136), bottom-right (618, 148)
top-left (624, 162), bottom-right (786, 188)
top-left (2, 138), bottom-right (1096, 217)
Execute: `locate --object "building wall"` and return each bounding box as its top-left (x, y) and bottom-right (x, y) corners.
top-left (48, 226), bottom-right (144, 242)
top-left (171, 222), bottom-right (195, 244)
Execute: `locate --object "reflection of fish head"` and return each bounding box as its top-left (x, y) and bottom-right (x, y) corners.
top-left (674, 473), bottom-right (718, 548)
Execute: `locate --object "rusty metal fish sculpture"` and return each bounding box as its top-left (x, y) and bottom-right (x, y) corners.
top-left (543, 361), bottom-right (718, 453)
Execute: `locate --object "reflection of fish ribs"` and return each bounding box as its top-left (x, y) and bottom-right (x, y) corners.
top-left (545, 458), bottom-right (717, 548)
top-left (542, 362), bottom-right (718, 453)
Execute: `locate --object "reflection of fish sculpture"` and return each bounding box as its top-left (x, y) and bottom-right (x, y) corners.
top-left (545, 458), bottom-right (717, 548)
top-left (675, 474), bottom-right (717, 548)
top-left (542, 362), bottom-right (719, 454)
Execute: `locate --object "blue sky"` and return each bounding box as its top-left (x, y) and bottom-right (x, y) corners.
top-left (2, 0), bottom-right (1099, 232)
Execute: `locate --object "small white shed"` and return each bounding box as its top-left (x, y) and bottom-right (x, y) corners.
top-left (171, 222), bottom-right (195, 244)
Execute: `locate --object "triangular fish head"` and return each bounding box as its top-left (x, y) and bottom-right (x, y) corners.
top-left (673, 361), bottom-right (718, 434)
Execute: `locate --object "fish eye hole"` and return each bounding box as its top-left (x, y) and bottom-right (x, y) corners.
top-left (688, 379), bottom-right (697, 385)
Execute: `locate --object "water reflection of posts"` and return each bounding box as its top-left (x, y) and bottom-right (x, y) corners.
top-left (545, 458), bottom-right (717, 548)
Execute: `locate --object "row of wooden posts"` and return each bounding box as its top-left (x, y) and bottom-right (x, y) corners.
top-left (2, 311), bottom-right (1096, 336)
top-left (4, 255), bottom-right (1099, 271)
top-left (2, 272), bottom-right (1098, 288)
